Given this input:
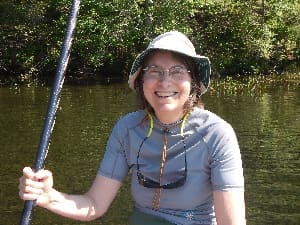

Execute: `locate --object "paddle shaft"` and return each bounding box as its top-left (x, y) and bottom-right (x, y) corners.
top-left (19, 1), bottom-right (80, 225)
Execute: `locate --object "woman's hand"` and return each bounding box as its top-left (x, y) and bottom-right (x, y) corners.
top-left (18, 167), bottom-right (54, 208)
top-left (18, 168), bottom-right (121, 221)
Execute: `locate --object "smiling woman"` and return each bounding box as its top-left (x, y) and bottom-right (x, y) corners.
top-left (141, 50), bottom-right (192, 124)
top-left (19, 31), bottom-right (245, 225)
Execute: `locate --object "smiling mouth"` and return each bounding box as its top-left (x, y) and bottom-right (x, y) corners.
top-left (155, 91), bottom-right (178, 98)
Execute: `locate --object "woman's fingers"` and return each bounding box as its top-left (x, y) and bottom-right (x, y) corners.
top-left (19, 167), bottom-right (54, 201)
top-left (19, 186), bottom-right (42, 201)
top-left (35, 169), bottom-right (53, 192)
top-left (22, 167), bottom-right (35, 179)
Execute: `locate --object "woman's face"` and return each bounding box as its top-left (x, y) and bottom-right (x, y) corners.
top-left (142, 51), bottom-right (192, 123)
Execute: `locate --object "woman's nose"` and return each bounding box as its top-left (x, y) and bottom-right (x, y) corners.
top-left (158, 70), bottom-right (172, 82)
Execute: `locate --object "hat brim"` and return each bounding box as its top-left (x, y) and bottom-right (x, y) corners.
top-left (128, 48), bottom-right (211, 94)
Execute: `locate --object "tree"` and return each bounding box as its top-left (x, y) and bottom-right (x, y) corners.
top-left (0, 0), bottom-right (299, 84)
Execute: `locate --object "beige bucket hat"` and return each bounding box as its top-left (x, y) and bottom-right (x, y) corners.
top-left (128, 31), bottom-right (211, 94)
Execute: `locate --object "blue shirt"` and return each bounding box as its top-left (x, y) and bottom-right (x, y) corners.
top-left (98, 107), bottom-right (244, 225)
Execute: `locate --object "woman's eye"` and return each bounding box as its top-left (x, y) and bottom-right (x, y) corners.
top-left (149, 69), bottom-right (161, 75)
top-left (171, 69), bottom-right (181, 74)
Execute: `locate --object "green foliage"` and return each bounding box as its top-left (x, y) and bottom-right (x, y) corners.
top-left (73, 0), bottom-right (195, 77)
top-left (190, 0), bottom-right (300, 76)
top-left (190, 1), bottom-right (265, 75)
top-left (0, 0), bottom-right (299, 84)
top-left (0, 0), bottom-right (69, 83)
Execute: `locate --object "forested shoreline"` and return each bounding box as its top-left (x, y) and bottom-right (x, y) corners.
top-left (1, 0), bottom-right (299, 86)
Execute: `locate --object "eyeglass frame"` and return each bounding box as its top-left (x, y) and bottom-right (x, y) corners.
top-left (142, 65), bottom-right (191, 81)
top-left (136, 136), bottom-right (187, 189)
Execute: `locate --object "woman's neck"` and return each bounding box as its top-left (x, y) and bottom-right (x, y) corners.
top-left (154, 110), bottom-right (186, 125)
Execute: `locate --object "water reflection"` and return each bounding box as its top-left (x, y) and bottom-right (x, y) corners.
top-left (0, 82), bottom-right (299, 225)
top-left (203, 86), bottom-right (300, 225)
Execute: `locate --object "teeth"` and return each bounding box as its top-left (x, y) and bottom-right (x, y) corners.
top-left (156, 92), bottom-right (177, 97)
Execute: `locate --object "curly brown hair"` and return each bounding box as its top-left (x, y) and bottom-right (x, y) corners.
top-left (134, 50), bottom-right (204, 114)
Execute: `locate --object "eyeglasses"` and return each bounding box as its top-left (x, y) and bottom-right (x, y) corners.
top-left (136, 136), bottom-right (187, 189)
top-left (143, 65), bottom-right (190, 81)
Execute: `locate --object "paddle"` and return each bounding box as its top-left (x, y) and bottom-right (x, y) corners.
top-left (19, 1), bottom-right (80, 225)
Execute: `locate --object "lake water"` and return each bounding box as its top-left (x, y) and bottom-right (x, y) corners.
top-left (0, 81), bottom-right (299, 225)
